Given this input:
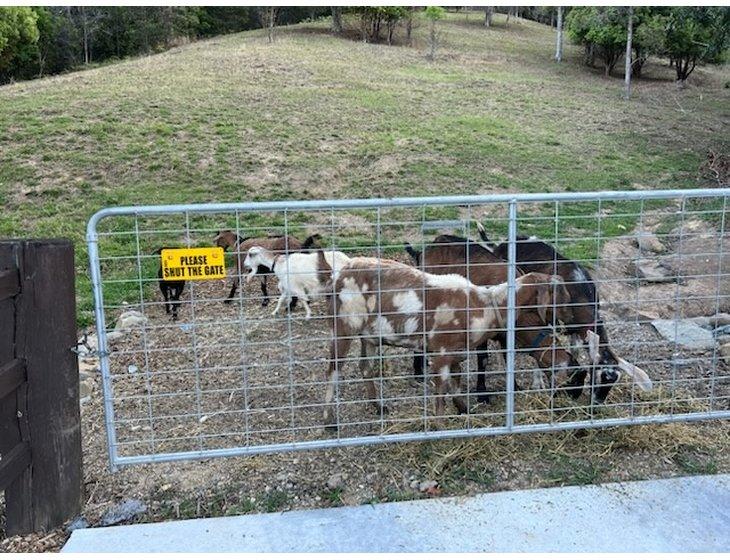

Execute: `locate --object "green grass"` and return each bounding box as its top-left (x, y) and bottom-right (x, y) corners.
top-left (0, 12), bottom-right (727, 326)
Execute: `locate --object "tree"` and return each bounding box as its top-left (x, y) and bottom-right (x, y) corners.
top-left (555, 6), bottom-right (563, 62)
top-left (0, 7), bottom-right (39, 78)
top-left (353, 7), bottom-right (408, 44)
top-left (424, 6), bottom-right (445, 61)
top-left (624, 7), bottom-right (633, 99)
top-left (484, 7), bottom-right (493, 28)
top-left (567, 7), bottom-right (627, 76)
top-left (331, 7), bottom-right (343, 34)
top-left (664, 7), bottom-right (730, 83)
top-left (257, 7), bottom-right (278, 44)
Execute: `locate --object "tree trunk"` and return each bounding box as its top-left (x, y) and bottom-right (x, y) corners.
top-left (429, 20), bottom-right (436, 60)
top-left (81, 7), bottom-right (90, 65)
top-left (624, 7), bottom-right (633, 100)
top-left (267, 7), bottom-right (275, 43)
top-left (331, 7), bottom-right (343, 34)
top-left (555, 7), bottom-right (563, 62)
top-left (485, 7), bottom-right (493, 27)
top-left (406, 9), bottom-right (413, 45)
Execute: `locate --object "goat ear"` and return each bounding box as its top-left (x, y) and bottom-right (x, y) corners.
top-left (617, 358), bottom-right (653, 391)
top-left (536, 282), bottom-right (550, 323)
top-left (586, 329), bottom-right (601, 364)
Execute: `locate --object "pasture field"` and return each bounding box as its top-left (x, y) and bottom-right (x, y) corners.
top-left (0, 12), bottom-right (728, 325)
top-left (1, 12), bottom-right (729, 552)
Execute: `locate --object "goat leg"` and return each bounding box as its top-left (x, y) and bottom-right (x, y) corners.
top-left (361, 341), bottom-right (388, 417)
top-left (260, 276), bottom-right (269, 306)
top-left (450, 362), bottom-right (468, 415)
top-left (324, 335), bottom-right (352, 431)
top-left (412, 353), bottom-right (426, 382)
top-left (475, 349), bottom-right (490, 403)
top-left (225, 279), bottom-right (239, 304)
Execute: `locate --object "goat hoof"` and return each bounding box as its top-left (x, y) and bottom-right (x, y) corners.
top-left (223, 299), bottom-right (233, 305)
top-left (261, 300), bottom-right (269, 307)
top-left (324, 423), bottom-right (338, 433)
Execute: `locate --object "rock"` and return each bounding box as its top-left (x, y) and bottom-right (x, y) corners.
top-left (127, 365), bottom-right (139, 375)
top-left (66, 516), bottom-right (89, 533)
top-left (418, 480), bottom-right (438, 493)
top-left (326, 473), bottom-right (345, 490)
top-left (106, 330), bottom-right (126, 343)
top-left (635, 230), bottom-right (665, 253)
top-left (115, 310), bottom-right (148, 330)
top-left (99, 499), bottom-right (147, 527)
top-left (78, 360), bottom-right (98, 377)
top-left (651, 319), bottom-right (715, 349)
top-left (633, 259), bottom-right (674, 283)
top-left (691, 313), bottom-right (730, 330)
top-left (79, 378), bottom-right (94, 402)
top-left (719, 343), bottom-right (730, 361)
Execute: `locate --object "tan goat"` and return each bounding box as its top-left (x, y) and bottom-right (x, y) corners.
top-left (318, 252), bottom-right (566, 427)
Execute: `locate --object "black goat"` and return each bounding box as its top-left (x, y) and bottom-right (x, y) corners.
top-left (478, 227), bottom-right (651, 403)
top-left (156, 248), bottom-right (185, 321)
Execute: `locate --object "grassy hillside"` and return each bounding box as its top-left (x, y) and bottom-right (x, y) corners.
top-left (1, 12), bottom-right (728, 324)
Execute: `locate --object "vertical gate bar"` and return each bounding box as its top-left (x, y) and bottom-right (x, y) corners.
top-left (505, 200), bottom-right (518, 430)
top-left (283, 209), bottom-right (296, 442)
top-left (87, 218), bottom-right (120, 471)
top-left (465, 204), bottom-right (472, 430)
top-left (630, 198), bottom-right (646, 417)
top-left (375, 206), bottom-right (385, 433)
top-left (420, 204), bottom-right (428, 433)
top-left (670, 197), bottom-right (688, 416)
top-left (709, 196), bottom-right (727, 411)
top-left (133, 215), bottom-right (156, 456)
top-left (234, 210), bottom-right (251, 446)
top-left (184, 211), bottom-right (205, 450)
top-left (329, 207), bottom-right (342, 438)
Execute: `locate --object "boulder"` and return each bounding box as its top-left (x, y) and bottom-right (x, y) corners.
top-left (99, 499), bottom-right (147, 527)
top-left (635, 230), bottom-right (665, 253)
top-left (633, 259), bottom-right (674, 283)
top-left (651, 319), bottom-right (715, 349)
top-left (115, 310), bottom-right (148, 330)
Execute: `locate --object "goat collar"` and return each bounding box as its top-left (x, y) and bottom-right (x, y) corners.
top-left (529, 328), bottom-right (553, 350)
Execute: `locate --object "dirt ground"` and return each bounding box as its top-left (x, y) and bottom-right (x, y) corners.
top-left (3, 218), bottom-right (730, 553)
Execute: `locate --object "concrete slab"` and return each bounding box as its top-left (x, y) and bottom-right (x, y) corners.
top-left (63, 474), bottom-right (730, 553)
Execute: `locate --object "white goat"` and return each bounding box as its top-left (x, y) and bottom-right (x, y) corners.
top-left (243, 246), bottom-right (350, 319)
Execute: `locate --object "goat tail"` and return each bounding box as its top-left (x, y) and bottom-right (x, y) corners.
top-left (302, 233), bottom-right (322, 252)
top-left (404, 243), bottom-right (421, 265)
top-left (475, 222), bottom-right (495, 247)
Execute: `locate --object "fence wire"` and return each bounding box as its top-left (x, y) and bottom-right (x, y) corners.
top-left (87, 189), bottom-right (730, 469)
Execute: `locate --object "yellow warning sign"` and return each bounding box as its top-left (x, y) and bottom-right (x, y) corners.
top-left (160, 247), bottom-right (226, 281)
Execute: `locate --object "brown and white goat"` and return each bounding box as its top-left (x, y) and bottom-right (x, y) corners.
top-left (483, 230), bottom-right (652, 403)
top-left (318, 251), bottom-right (566, 427)
top-left (213, 230), bottom-right (320, 305)
top-left (405, 234), bottom-right (586, 401)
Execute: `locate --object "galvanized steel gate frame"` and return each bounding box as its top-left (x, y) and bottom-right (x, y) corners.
top-left (87, 188), bottom-right (730, 469)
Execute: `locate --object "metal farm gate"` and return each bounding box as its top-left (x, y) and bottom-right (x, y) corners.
top-left (87, 188), bottom-right (730, 469)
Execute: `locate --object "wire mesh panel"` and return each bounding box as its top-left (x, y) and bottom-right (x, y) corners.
top-left (87, 189), bottom-right (730, 469)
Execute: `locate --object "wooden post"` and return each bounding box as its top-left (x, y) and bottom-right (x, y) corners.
top-left (0, 240), bottom-right (82, 535)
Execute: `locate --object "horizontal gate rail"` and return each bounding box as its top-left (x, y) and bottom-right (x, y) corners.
top-left (87, 188), bottom-right (730, 469)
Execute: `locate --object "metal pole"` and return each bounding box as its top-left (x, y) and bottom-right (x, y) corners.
top-left (505, 200), bottom-right (518, 430)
